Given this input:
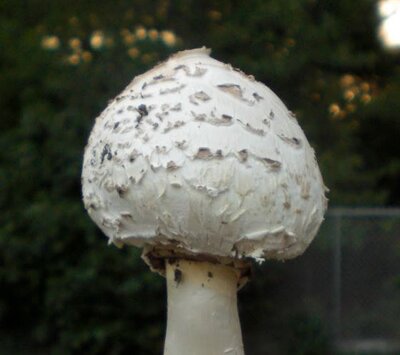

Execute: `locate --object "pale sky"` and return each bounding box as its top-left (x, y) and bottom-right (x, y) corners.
top-left (378, 0), bottom-right (400, 48)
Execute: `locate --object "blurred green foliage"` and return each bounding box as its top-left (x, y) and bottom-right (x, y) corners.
top-left (286, 313), bottom-right (331, 355)
top-left (1, 0), bottom-right (400, 354)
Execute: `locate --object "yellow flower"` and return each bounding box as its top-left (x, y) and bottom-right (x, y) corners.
top-left (360, 82), bottom-right (370, 92)
top-left (67, 53), bottom-right (80, 65)
top-left (124, 34), bottom-right (136, 46)
top-left (344, 89), bottom-right (355, 102)
top-left (128, 47), bottom-right (140, 59)
top-left (361, 94), bottom-right (371, 104)
top-left (69, 38), bottom-right (81, 50)
top-left (41, 35), bottom-right (60, 50)
top-left (90, 31), bottom-right (104, 49)
top-left (329, 103), bottom-right (341, 116)
top-left (136, 26), bottom-right (147, 40)
top-left (340, 74), bottom-right (355, 87)
top-left (148, 29), bottom-right (159, 41)
top-left (82, 51), bottom-right (93, 63)
top-left (161, 30), bottom-right (176, 46)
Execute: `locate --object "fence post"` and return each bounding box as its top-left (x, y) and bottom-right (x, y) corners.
top-left (333, 211), bottom-right (342, 341)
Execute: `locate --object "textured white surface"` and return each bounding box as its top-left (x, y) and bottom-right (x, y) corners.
top-left (82, 48), bottom-right (328, 261)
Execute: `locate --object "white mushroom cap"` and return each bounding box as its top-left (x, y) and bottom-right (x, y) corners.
top-left (82, 48), bottom-right (328, 264)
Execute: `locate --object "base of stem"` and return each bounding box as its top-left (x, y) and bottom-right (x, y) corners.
top-left (164, 259), bottom-right (245, 355)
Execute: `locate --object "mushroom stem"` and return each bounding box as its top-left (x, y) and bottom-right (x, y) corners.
top-left (164, 259), bottom-right (245, 355)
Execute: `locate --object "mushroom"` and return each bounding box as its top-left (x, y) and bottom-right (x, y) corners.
top-left (82, 48), bottom-right (328, 355)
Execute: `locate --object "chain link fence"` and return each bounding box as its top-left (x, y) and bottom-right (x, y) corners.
top-left (242, 208), bottom-right (400, 355)
top-left (328, 208), bottom-right (400, 353)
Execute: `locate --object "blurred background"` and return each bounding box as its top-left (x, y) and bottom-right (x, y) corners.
top-left (1, 0), bottom-right (400, 354)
